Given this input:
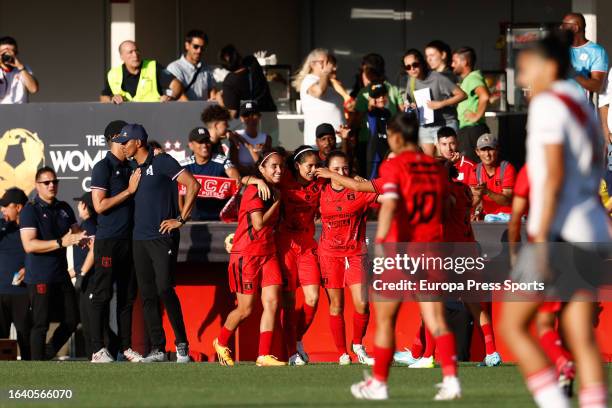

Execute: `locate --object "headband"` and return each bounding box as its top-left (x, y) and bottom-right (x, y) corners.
top-left (293, 147), bottom-right (315, 161)
top-left (260, 152), bottom-right (279, 166)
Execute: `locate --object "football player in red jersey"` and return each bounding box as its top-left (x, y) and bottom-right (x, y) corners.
top-left (508, 164), bottom-right (576, 397)
top-left (212, 148), bottom-right (287, 367)
top-left (350, 113), bottom-right (461, 401)
top-left (318, 150), bottom-right (382, 366)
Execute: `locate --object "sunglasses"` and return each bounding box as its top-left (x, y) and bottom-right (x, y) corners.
top-left (191, 44), bottom-right (205, 50)
top-left (404, 62), bottom-right (421, 71)
top-left (37, 179), bottom-right (59, 186)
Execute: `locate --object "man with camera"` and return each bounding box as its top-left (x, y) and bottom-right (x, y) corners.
top-left (0, 36), bottom-right (38, 104)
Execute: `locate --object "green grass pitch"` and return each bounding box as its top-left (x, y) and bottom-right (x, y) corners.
top-left (1, 362), bottom-right (611, 407)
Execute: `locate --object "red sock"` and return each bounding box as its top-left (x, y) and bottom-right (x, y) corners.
top-left (423, 328), bottom-right (435, 358)
top-left (435, 332), bottom-right (457, 377)
top-left (296, 304), bottom-right (317, 341)
top-left (411, 323), bottom-right (424, 357)
top-left (218, 326), bottom-right (234, 347)
top-left (481, 323), bottom-right (497, 355)
top-left (539, 330), bottom-right (572, 373)
top-left (329, 314), bottom-right (347, 355)
top-left (282, 308), bottom-right (297, 356)
top-left (352, 312), bottom-right (369, 345)
top-left (258, 331), bottom-right (273, 356)
top-left (372, 346), bottom-right (394, 382)
top-left (579, 383), bottom-right (607, 408)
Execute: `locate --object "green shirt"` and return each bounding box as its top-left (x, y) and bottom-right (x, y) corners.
top-left (355, 81), bottom-right (404, 142)
top-left (457, 70), bottom-right (487, 128)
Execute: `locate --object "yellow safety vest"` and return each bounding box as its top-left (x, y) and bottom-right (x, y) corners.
top-left (107, 59), bottom-right (161, 102)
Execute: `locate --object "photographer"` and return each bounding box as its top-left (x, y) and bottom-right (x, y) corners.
top-left (0, 36), bottom-right (38, 104)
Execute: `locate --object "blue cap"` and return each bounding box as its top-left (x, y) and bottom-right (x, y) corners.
top-left (113, 124), bottom-right (149, 144)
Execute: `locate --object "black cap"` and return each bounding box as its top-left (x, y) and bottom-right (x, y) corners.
top-left (316, 123), bottom-right (336, 139)
top-left (0, 188), bottom-right (28, 207)
top-left (188, 127), bottom-right (211, 143)
top-left (239, 100), bottom-right (259, 117)
top-left (113, 124), bottom-right (149, 144)
top-left (368, 82), bottom-right (388, 98)
top-left (104, 120), bottom-right (128, 141)
top-left (73, 192), bottom-right (94, 209)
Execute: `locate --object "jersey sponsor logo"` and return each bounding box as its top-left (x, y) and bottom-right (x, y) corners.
top-left (36, 283), bottom-right (47, 295)
top-left (101, 256), bottom-right (112, 268)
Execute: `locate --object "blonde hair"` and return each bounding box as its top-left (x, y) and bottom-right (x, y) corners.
top-left (292, 48), bottom-right (329, 91)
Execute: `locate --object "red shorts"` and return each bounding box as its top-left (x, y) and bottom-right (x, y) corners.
top-left (277, 237), bottom-right (321, 291)
top-left (319, 254), bottom-right (367, 289)
top-left (538, 302), bottom-right (562, 314)
top-left (228, 253), bottom-right (282, 295)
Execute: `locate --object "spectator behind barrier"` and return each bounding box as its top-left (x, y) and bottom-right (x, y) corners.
top-left (560, 12), bottom-right (608, 95)
top-left (364, 82), bottom-right (391, 179)
top-left (100, 40), bottom-right (185, 104)
top-left (468, 133), bottom-right (515, 219)
top-left (292, 48), bottom-right (345, 146)
top-left (229, 100), bottom-right (272, 175)
top-left (180, 127), bottom-right (240, 221)
top-left (425, 40), bottom-right (457, 82)
top-left (0, 36), bottom-right (38, 104)
top-left (167, 30), bottom-right (214, 101)
top-left (219, 44), bottom-right (276, 119)
top-left (452, 46), bottom-right (491, 163)
top-left (201, 104), bottom-right (232, 156)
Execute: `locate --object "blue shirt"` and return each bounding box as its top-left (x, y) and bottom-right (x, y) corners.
top-left (20, 196), bottom-right (77, 284)
top-left (0, 220), bottom-right (26, 294)
top-left (571, 41), bottom-right (608, 81)
top-left (90, 151), bottom-right (133, 240)
top-left (184, 154), bottom-right (230, 221)
top-left (72, 218), bottom-right (96, 274)
top-left (133, 151), bottom-right (184, 240)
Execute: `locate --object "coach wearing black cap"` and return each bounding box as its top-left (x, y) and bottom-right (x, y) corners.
top-left (20, 167), bottom-right (85, 360)
top-left (116, 123), bottom-right (200, 363)
top-left (0, 188), bottom-right (31, 360)
top-left (182, 126), bottom-right (240, 221)
top-left (89, 120), bottom-right (142, 363)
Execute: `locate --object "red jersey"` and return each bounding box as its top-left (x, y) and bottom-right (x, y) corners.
top-left (514, 165), bottom-right (529, 199)
top-left (372, 160), bottom-right (407, 243)
top-left (278, 171), bottom-right (324, 240)
top-left (318, 183), bottom-right (377, 256)
top-left (444, 182), bottom-right (475, 242)
top-left (454, 156), bottom-right (476, 184)
top-left (468, 161), bottom-right (516, 215)
top-left (379, 151), bottom-right (447, 242)
top-left (231, 184), bottom-right (279, 256)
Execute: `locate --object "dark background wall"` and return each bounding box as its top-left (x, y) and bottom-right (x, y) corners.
top-left (0, 0), bottom-right (108, 102)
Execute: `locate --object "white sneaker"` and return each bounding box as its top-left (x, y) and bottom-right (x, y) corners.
top-left (350, 372), bottom-right (388, 400)
top-left (91, 348), bottom-right (114, 363)
top-left (339, 353), bottom-right (351, 365)
top-left (141, 349), bottom-right (168, 363)
top-left (409, 355), bottom-right (435, 368)
top-left (122, 348), bottom-right (143, 363)
top-left (434, 376), bottom-right (462, 401)
top-left (288, 353), bottom-right (306, 366)
top-left (296, 341), bottom-right (309, 363)
top-left (176, 343), bottom-right (191, 363)
top-left (352, 344), bottom-right (375, 366)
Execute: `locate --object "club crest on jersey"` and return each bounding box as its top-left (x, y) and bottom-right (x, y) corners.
top-left (304, 194), bottom-right (311, 201)
top-left (311, 184), bottom-right (319, 193)
top-left (145, 165), bottom-right (154, 176)
top-left (347, 192), bottom-right (355, 201)
top-left (36, 283), bottom-right (47, 294)
top-left (101, 256), bottom-right (112, 268)
top-left (336, 206), bottom-right (342, 212)
top-left (244, 282), bottom-right (253, 291)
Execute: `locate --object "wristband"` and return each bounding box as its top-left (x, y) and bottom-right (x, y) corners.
top-left (56, 238), bottom-right (63, 248)
top-left (176, 215), bottom-right (186, 225)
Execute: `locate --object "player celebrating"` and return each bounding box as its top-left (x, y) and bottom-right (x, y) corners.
top-left (350, 112), bottom-right (461, 401)
top-left (213, 148), bottom-right (286, 367)
top-left (318, 150), bottom-right (380, 366)
top-left (501, 32), bottom-right (609, 408)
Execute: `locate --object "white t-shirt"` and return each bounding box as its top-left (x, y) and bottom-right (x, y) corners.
top-left (598, 68), bottom-right (612, 131)
top-left (299, 73), bottom-right (344, 146)
top-left (526, 80), bottom-right (610, 242)
top-left (0, 65), bottom-right (32, 104)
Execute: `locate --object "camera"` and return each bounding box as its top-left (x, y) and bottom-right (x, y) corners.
top-left (1, 53), bottom-right (14, 64)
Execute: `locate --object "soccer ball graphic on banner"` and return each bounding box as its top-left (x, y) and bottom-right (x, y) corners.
top-left (0, 128), bottom-right (45, 197)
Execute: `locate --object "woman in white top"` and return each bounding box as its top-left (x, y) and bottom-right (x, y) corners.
top-left (293, 49), bottom-right (344, 146)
